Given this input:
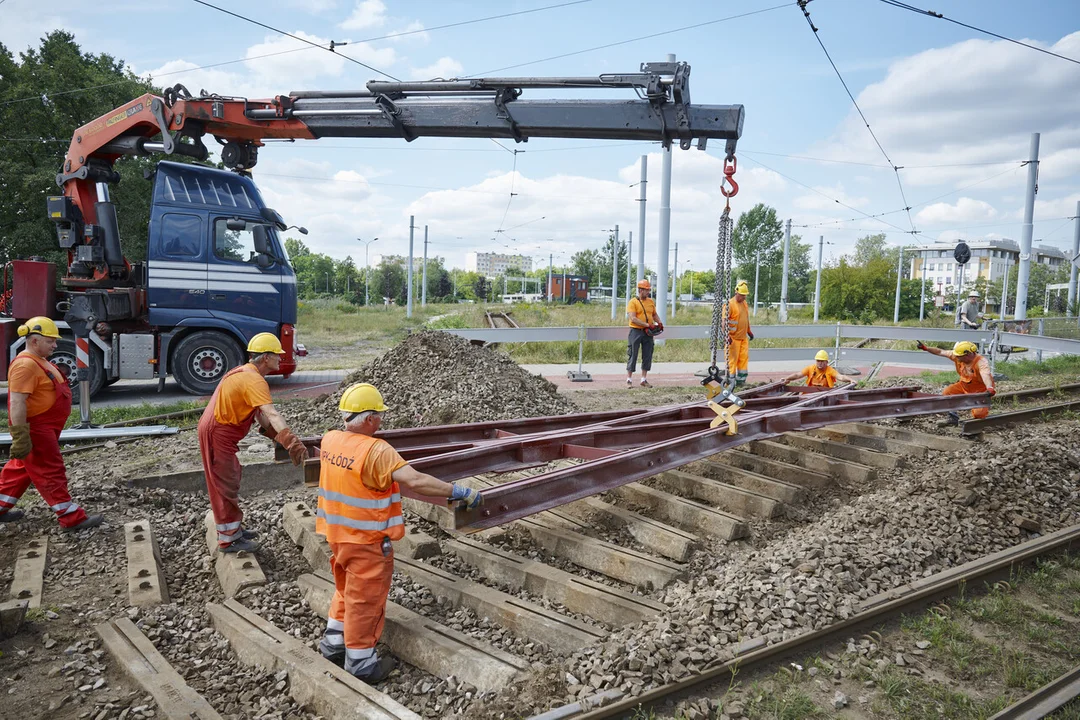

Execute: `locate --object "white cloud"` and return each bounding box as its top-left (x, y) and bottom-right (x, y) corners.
top-left (409, 57), bottom-right (463, 80)
top-left (793, 184), bottom-right (869, 212)
top-left (340, 0), bottom-right (387, 30)
top-left (915, 197), bottom-right (999, 226)
top-left (386, 21), bottom-right (429, 44)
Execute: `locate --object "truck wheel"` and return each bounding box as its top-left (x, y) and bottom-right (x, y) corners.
top-left (52, 340), bottom-right (105, 403)
top-left (171, 331), bottom-right (243, 396)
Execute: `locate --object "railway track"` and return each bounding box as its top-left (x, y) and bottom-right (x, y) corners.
top-left (485, 310), bottom-right (519, 330)
top-left (8, 405), bottom-right (1078, 719)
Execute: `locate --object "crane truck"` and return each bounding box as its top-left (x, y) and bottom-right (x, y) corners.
top-left (0, 60), bottom-right (743, 403)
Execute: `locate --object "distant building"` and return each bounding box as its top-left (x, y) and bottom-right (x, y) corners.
top-left (547, 274), bottom-right (589, 302)
top-left (372, 254), bottom-right (433, 267)
top-left (465, 252), bottom-right (533, 275)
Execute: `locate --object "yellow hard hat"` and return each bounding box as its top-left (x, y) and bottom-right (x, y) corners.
top-left (17, 316), bottom-right (61, 339)
top-left (735, 282), bottom-right (750, 295)
top-left (953, 340), bottom-right (978, 356)
top-left (814, 350), bottom-right (829, 362)
top-left (637, 279), bottom-right (651, 290)
top-left (246, 332), bottom-right (285, 354)
top-left (339, 383), bottom-right (388, 413)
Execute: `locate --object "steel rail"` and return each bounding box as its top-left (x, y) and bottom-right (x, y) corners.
top-left (550, 523), bottom-right (1080, 720)
top-left (994, 382), bottom-right (1080, 402)
top-left (988, 663), bottom-right (1080, 719)
top-left (961, 398), bottom-right (1080, 435)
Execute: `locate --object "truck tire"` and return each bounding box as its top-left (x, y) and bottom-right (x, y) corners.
top-left (52, 339), bottom-right (105, 403)
top-left (171, 330), bottom-right (244, 396)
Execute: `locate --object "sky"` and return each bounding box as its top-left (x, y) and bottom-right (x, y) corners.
top-left (3, 0), bottom-right (1080, 278)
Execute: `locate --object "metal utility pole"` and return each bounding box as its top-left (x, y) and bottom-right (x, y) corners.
top-left (548, 253), bottom-right (553, 302)
top-left (814, 235), bottom-right (824, 322)
top-left (626, 231), bottom-right (633, 303)
top-left (955, 264), bottom-right (965, 324)
top-left (669, 243), bottom-right (678, 317)
top-left (655, 53), bottom-right (675, 323)
top-left (407, 216), bottom-right (415, 317)
top-left (1001, 258), bottom-right (1011, 320)
top-left (893, 245), bottom-right (904, 324)
top-left (753, 251), bottom-right (760, 317)
top-left (1015, 132), bottom-right (1040, 320)
top-left (421, 225), bottom-right (429, 307)
top-left (637, 155), bottom-right (647, 282)
top-left (325, 272), bottom-right (330, 293)
top-left (1069, 201), bottom-right (1080, 317)
top-left (611, 225), bottom-right (620, 320)
top-left (919, 251), bottom-right (927, 321)
top-left (360, 237), bottom-right (379, 307)
top-left (779, 218), bottom-right (792, 323)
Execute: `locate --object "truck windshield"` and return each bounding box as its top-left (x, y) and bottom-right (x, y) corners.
top-left (270, 227), bottom-right (293, 269)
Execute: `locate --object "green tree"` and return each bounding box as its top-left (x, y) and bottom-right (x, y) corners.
top-left (1, 32), bottom-right (171, 266)
top-left (571, 248), bottom-right (602, 287)
top-left (473, 275), bottom-right (490, 302)
top-left (732, 204), bottom-right (783, 268)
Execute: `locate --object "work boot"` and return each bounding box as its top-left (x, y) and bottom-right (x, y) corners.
top-left (0, 509), bottom-right (24, 522)
top-left (319, 642), bottom-right (345, 668)
top-left (938, 412), bottom-right (960, 428)
top-left (219, 537), bottom-right (262, 553)
top-left (355, 655), bottom-right (397, 684)
top-left (65, 514), bottom-right (103, 531)
top-left (640, 379), bottom-right (652, 388)
top-left (240, 528), bottom-right (259, 540)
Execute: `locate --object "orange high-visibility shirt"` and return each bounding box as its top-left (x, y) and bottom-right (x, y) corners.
top-left (7, 352), bottom-right (65, 418)
top-left (626, 297), bottom-right (657, 328)
top-left (946, 352), bottom-right (991, 392)
top-left (801, 365), bottom-right (839, 388)
top-left (727, 297), bottom-right (750, 341)
top-left (316, 430), bottom-right (408, 545)
top-left (212, 364), bottom-right (272, 425)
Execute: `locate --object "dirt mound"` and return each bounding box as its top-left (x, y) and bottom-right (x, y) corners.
top-left (286, 331), bottom-right (578, 433)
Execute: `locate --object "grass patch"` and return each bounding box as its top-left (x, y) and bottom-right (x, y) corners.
top-left (871, 665), bottom-right (1010, 719)
top-left (0, 400), bottom-right (204, 430)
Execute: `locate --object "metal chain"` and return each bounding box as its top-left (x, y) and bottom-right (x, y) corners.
top-left (709, 206), bottom-right (734, 372)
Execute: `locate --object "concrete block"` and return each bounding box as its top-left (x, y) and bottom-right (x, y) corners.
top-left (124, 520), bottom-right (169, 607)
top-left (0, 599), bottom-right (28, 639)
top-left (808, 426), bottom-right (928, 457)
top-left (203, 511), bottom-right (265, 597)
top-left (445, 536), bottom-right (666, 626)
top-left (607, 483), bottom-right (748, 541)
top-left (711, 452), bottom-right (833, 490)
top-left (9, 536), bottom-right (47, 608)
top-left (778, 432), bottom-right (904, 469)
top-left (546, 496), bottom-right (699, 563)
top-left (830, 422), bottom-right (969, 453)
top-left (688, 461), bottom-right (806, 505)
top-left (97, 617), bottom-right (223, 720)
top-left (654, 470), bottom-right (782, 519)
top-left (207, 599), bottom-right (419, 720)
top-left (747, 440), bottom-right (877, 483)
top-left (395, 556), bottom-right (605, 655)
top-left (298, 573), bottom-right (528, 694)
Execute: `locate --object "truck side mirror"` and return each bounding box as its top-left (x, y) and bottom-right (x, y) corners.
top-left (253, 225), bottom-right (271, 256)
top-left (226, 217), bottom-right (247, 231)
top-left (255, 253), bottom-right (273, 269)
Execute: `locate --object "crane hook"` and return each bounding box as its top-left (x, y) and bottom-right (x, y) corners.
top-left (720, 155), bottom-right (739, 199)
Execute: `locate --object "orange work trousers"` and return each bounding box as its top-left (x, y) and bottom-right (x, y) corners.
top-left (327, 540), bottom-right (394, 675)
top-left (943, 381), bottom-right (991, 419)
top-left (727, 338), bottom-right (749, 380)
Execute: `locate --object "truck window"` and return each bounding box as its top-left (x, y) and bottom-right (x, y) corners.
top-left (161, 213), bottom-right (202, 258)
top-left (213, 218), bottom-right (258, 264)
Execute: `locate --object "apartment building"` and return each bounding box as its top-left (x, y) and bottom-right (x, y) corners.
top-left (465, 252), bottom-right (534, 276)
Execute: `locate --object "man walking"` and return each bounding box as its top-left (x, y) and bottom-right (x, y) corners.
top-left (316, 383), bottom-right (483, 683)
top-left (959, 291), bottom-right (983, 329)
top-left (915, 339), bottom-right (995, 426)
top-left (778, 350), bottom-right (855, 388)
top-left (626, 279), bottom-right (660, 388)
top-left (199, 332), bottom-right (306, 553)
top-left (727, 282), bottom-right (754, 385)
top-left (0, 317), bottom-right (102, 529)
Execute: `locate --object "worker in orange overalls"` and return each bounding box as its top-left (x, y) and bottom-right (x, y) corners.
top-left (626, 279), bottom-right (661, 388)
top-left (316, 383), bottom-right (483, 683)
top-left (915, 339), bottom-right (995, 425)
top-left (727, 281), bottom-right (754, 385)
top-left (198, 332), bottom-right (306, 553)
top-left (779, 350), bottom-right (856, 388)
top-left (0, 317), bottom-right (102, 529)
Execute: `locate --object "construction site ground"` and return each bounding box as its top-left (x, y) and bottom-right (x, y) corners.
top-left (1, 332), bottom-right (1079, 720)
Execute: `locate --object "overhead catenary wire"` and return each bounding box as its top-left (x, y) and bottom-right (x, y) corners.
top-left (877, 0), bottom-right (1080, 67)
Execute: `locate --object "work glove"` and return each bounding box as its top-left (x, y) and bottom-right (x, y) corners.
top-left (275, 428), bottom-right (308, 466)
top-left (747, 330), bottom-right (754, 341)
top-left (988, 387), bottom-right (996, 397)
top-left (916, 341), bottom-right (928, 351)
top-left (449, 483), bottom-right (484, 510)
top-left (8, 424), bottom-right (31, 460)
top-left (258, 425), bottom-right (276, 441)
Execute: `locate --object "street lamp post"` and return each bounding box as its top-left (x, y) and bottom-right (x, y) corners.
top-left (325, 272), bottom-right (330, 293)
top-left (359, 237), bottom-right (379, 306)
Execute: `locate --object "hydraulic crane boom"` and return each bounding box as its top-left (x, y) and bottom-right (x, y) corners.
top-left (56, 60), bottom-right (742, 285)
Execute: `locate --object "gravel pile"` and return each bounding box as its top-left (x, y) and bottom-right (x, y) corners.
top-left (286, 331), bottom-right (578, 433)
top-left (459, 420), bottom-right (1080, 717)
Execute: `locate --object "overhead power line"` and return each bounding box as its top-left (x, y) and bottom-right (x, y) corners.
top-left (796, 0), bottom-right (917, 236)
top-left (878, 0), bottom-right (1080, 67)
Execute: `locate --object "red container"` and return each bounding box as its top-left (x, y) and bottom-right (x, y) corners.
top-left (12, 260), bottom-right (57, 319)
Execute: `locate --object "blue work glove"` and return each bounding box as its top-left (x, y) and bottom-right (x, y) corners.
top-left (449, 483), bottom-right (484, 510)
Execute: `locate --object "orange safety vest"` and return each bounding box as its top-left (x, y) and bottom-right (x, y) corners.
top-left (728, 297), bottom-right (750, 341)
top-left (805, 365), bottom-right (838, 388)
top-left (953, 354), bottom-right (989, 391)
top-left (315, 430), bottom-right (405, 544)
